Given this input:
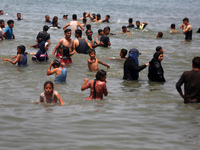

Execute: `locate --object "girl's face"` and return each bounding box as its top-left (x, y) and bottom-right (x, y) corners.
top-left (44, 84), bottom-right (53, 94)
top-left (100, 75), bottom-right (106, 82)
top-left (17, 48), bottom-right (21, 54)
top-left (158, 54), bottom-right (163, 62)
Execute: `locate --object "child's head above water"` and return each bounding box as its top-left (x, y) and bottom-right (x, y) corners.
top-left (88, 50), bottom-right (96, 59)
top-left (17, 45), bottom-right (26, 54)
top-left (52, 59), bottom-right (61, 68)
top-left (120, 49), bottom-right (127, 58)
top-left (156, 46), bottom-right (163, 52)
top-left (44, 81), bottom-right (54, 94)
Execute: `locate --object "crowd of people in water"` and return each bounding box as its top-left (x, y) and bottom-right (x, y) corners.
top-left (0, 9), bottom-right (200, 105)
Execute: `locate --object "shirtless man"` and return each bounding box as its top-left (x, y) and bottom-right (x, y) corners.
top-left (88, 50), bottom-right (110, 71)
top-left (63, 14), bottom-right (84, 32)
top-left (180, 17), bottom-right (192, 41)
top-left (52, 29), bottom-right (76, 58)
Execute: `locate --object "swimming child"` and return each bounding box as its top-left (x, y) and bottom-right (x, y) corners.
top-left (96, 29), bottom-right (104, 37)
top-left (29, 37), bottom-right (43, 49)
top-left (156, 32), bottom-right (163, 38)
top-left (47, 59), bottom-right (67, 83)
top-left (81, 70), bottom-right (108, 100)
top-left (108, 49), bottom-right (127, 60)
top-left (35, 81), bottom-right (64, 105)
top-left (135, 21), bottom-right (148, 30)
top-left (3, 45), bottom-right (27, 66)
top-left (32, 41), bottom-right (49, 62)
top-left (120, 26), bottom-right (130, 36)
top-left (3, 20), bottom-right (15, 39)
top-left (88, 50), bottom-right (110, 71)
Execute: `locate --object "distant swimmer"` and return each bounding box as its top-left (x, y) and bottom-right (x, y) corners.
top-left (156, 46), bottom-right (164, 53)
top-left (50, 16), bottom-right (61, 29)
top-left (176, 57), bottom-right (200, 103)
top-left (3, 45), bottom-right (27, 66)
top-left (63, 14), bottom-right (84, 32)
top-left (81, 70), bottom-right (108, 100)
top-left (45, 15), bottom-right (51, 23)
top-left (107, 49), bottom-right (128, 60)
top-left (34, 81), bottom-right (64, 105)
top-left (180, 17), bottom-right (192, 41)
top-left (96, 29), bottom-right (104, 38)
top-left (135, 21), bottom-right (148, 30)
top-left (0, 20), bottom-right (5, 40)
top-left (127, 18), bottom-right (135, 28)
top-left (63, 14), bottom-right (68, 20)
top-left (95, 14), bottom-right (103, 23)
top-left (3, 20), bottom-right (15, 39)
top-left (120, 26), bottom-right (130, 36)
top-left (81, 18), bottom-right (87, 27)
top-left (156, 32), bottom-right (163, 38)
top-left (169, 24), bottom-right (179, 34)
top-left (103, 15), bottom-right (110, 23)
top-left (17, 13), bottom-right (22, 20)
top-left (0, 10), bottom-right (4, 15)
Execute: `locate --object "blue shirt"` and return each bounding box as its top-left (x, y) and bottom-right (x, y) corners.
top-left (55, 67), bottom-right (67, 83)
top-left (4, 27), bottom-right (13, 39)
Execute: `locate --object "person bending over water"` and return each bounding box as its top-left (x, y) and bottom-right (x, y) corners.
top-left (32, 41), bottom-right (49, 62)
top-left (148, 51), bottom-right (165, 82)
top-left (35, 81), bottom-right (64, 105)
top-left (81, 70), bottom-right (108, 100)
top-left (3, 45), bottom-right (27, 66)
top-left (123, 48), bottom-right (149, 80)
top-left (88, 50), bottom-right (110, 71)
top-left (176, 57), bottom-right (200, 104)
top-left (47, 60), bottom-right (67, 83)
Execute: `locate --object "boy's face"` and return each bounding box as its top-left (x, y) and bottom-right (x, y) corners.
top-left (100, 31), bottom-right (104, 35)
top-left (136, 22), bottom-right (140, 26)
top-left (9, 23), bottom-right (14, 28)
top-left (17, 48), bottom-right (21, 54)
top-left (17, 13), bottom-right (21, 18)
top-left (0, 21), bottom-right (5, 28)
top-left (123, 28), bottom-right (127, 32)
top-left (65, 31), bottom-right (71, 39)
top-left (120, 52), bottom-right (123, 57)
top-left (104, 29), bottom-right (110, 35)
top-left (86, 30), bottom-right (92, 37)
top-left (89, 52), bottom-right (96, 59)
top-left (46, 15), bottom-right (50, 20)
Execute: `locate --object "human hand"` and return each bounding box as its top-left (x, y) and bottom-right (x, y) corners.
top-left (145, 63), bottom-right (149, 66)
top-left (84, 78), bottom-right (89, 83)
top-left (2, 58), bottom-right (7, 61)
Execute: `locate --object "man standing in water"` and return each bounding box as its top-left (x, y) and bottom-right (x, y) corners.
top-left (176, 57), bottom-right (200, 103)
top-left (180, 17), bottom-right (192, 41)
top-left (52, 29), bottom-right (76, 58)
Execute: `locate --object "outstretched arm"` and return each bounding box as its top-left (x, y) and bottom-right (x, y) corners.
top-left (3, 54), bottom-right (20, 64)
top-left (55, 92), bottom-right (64, 106)
top-left (98, 60), bottom-right (110, 68)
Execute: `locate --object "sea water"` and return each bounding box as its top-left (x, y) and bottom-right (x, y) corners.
top-left (0, 0), bottom-right (200, 149)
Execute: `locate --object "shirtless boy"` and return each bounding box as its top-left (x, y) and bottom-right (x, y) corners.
top-left (88, 50), bottom-right (110, 71)
top-left (52, 29), bottom-right (76, 57)
top-left (180, 17), bottom-right (192, 40)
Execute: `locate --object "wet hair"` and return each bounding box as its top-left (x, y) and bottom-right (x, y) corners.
top-left (97, 14), bottom-right (101, 19)
top-left (93, 70), bottom-right (107, 99)
top-left (7, 20), bottom-right (14, 25)
top-left (157, 32), bottom-right (163, 38)
top-left (86, 24), bottom-right (91, 30)
top-left (91, 14), bottom-right (95, 20)
top-left (171, 24), bottom-right (175, 28)
top-left (183, 17), bottom-right (189, 22)
top-left (56, 44), bottom-right (64, 53)
top-left (63, 46), bottom-right (70, 57)
top-left (64, 28), bottom-right (71, 33)
top-left (192, 57), bottom-right (200, 69)
top-left (88, 49), bottom-right (95, 55)
top-left (53, 16), bottom-right (58, 20)
top-left (83, 12), bottom-right (86, 17)
top-left (104, 27), bottom-right (110, 32)
top-left (43, 25), bottom-right (49, 31)
top-left (72, 14), bottom-right (77, 20)
top-left (122, 26), bottom-right (127, 29)
top-left (121, 49), bottom-right (127, 57)
top-left (156, 46), bottom-right (162, 51)
top-left (106, 15), bottom-right (110, 18)
top-left (136, 21), bottom-right (140, 24)
top-left (85, 29), bottom-right (93, 34)
top-left (98, 29), bottom-right (103, 34)
top-left (52, 59), bottom-right (61, 67)
top-left (17, 45), bottom-right (26, 54)
top-left (0, 19), bottom-right (4, 24)
top-left (44, 81), bottom-right (54, 89)
top-left (83, 18), bottom-right (87, 24)
top-left (45, 15), bottom-right (49, 18)
top-left (75, 29), bottom-right (82, 37)
top-left (129, 18), bottom-right (133, 23)
top-left (17, 13), bottom-right (21, 15)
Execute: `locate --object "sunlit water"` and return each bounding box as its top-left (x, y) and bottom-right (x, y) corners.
top-left (1, 0), bottom-right (200, 149)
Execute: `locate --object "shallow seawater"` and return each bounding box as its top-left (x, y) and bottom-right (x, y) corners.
top-left (1, 0), bottom-right (200, 149)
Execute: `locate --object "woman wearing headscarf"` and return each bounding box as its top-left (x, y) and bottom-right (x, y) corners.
top-left (123, 48), bottom-right (149, 80)
top-left (32, 41), bottom-right (49, 62)
top-left (148, 51), bottom-right (165, 82)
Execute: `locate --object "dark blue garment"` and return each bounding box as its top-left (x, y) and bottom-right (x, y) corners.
top-left (32, 41), bottom-right (48, 62)
top-left (18, 54), bottom-right (27, 66)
